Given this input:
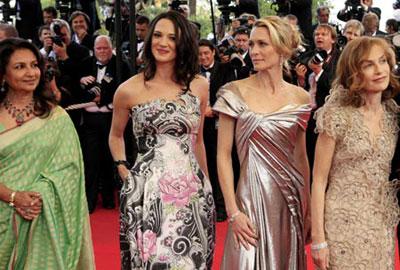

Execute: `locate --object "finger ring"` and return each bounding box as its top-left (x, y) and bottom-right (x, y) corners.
top-left (26, 209), bottom-right (31, 214)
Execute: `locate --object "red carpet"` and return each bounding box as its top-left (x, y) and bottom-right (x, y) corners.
top-left (90, 208), bottom-right (400, 269)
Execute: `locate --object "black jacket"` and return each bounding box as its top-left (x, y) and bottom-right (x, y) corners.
top-left (80, 55), bottom-right (131, 106)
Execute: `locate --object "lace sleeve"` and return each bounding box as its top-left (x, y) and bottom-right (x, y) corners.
top-left (212, 83), bottom-right (246, 119)
top-left (314, 104), bottom-right (347, 140)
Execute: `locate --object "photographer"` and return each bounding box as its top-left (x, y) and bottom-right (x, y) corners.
top-left (342, 19), bottom-right (364, 42)
top-left (362, 12), bottom-right (386, 36)
top-left (79, 35), bottom-right (130, 213)
top-left (50, 19), bottom-right (90, 128)
top-left (232, 27), bottom-right (253, 78)
top-left (69, 10), bottom-right (95, 52)
top-left (337, 0), bottom-right (381, 22)
top-left (295, 24), bottom-right (340, 173)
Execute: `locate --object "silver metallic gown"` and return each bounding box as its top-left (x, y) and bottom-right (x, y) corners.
top-left (213, 84), bottom-right (311, 270)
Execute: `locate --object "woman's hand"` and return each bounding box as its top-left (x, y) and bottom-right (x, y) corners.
top-left (312, 246), bottom-right (329, 270)
top-left (231, 212), bottom-right (258, 250)
top-left (13, 191), bottom-right (42, 220)
top-left (118, 166), bottom-right (131, 182)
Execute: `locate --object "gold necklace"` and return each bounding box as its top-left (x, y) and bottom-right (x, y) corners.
top-left (3, 99), bottom-right (34, 126)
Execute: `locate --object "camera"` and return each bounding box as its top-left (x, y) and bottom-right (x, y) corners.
top-left (44, 57), bottom-right (60, 82)
top-left (169, 0), bottom-right (188, 13)
top-left (85, 83), bottom-right (102, 97)
top-left (50, 22), bottom-right (65, 47)
top-left (394, 0), bottom-right (400, 9)
top-left (290, 47), bottom-right (328, 68)
top-left (0, 0), bottom-right (16, 23)
top-left (346, 0), bottom-right (360, 7)
top-left (55, 0), bottom-right (74, 20)
top-left (336, 34), bottom-right (348, 51)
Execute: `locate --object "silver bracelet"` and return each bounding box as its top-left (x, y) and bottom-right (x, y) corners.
top-left (311, 241), bottom-right (328, 250)
top-left (228, 211), bottom-right (241, 223)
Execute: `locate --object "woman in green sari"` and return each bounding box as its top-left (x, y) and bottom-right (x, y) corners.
top-left (0, 38), bottom-right (95, 269)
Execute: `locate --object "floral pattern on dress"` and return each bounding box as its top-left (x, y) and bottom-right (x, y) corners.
top-left (120, 92), bottom-right (215, 270)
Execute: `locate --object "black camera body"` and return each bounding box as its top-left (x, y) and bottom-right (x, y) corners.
top-left (394, 0), bottom-right (400, 9)
top-left (336, 34), bottom-right (348, 51)
top-left (0, 0), bottom-right (16, 23)
top-left (291, 48), bottom-right (328, 68)
top-left (346, 0), bottom-right (361, 7)
top-left (51, 23), bottom-right (65, 47)
top-left (169, 0), bottom-right (188, 12)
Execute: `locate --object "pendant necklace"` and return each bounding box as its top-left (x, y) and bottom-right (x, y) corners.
top-left (3, 99), bottom-right (34, 126)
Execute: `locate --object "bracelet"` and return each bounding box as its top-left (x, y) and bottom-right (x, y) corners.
top-left (228, 211), bottom-right (241, 223)
top-left (8, 191), bottom-right (16, 207)
top-left (311, 241), bottom-right (328, 250)
top-left (114, 160), bottom-right (130, 168)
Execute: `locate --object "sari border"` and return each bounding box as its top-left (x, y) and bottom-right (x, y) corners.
top-left (0, 106), bottom-right (66, 150)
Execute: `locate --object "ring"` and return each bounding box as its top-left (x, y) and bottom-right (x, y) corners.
top-left (26, 209), bottom-right (31, 214)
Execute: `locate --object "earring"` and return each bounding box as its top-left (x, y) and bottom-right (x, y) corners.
top-left (0, 80), bottom-right (5, 93)
top-left (279, 55), bottom-right (284, 67)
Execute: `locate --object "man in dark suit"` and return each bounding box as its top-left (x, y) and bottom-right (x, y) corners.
top-left (199, 39), bottom-right (237, 222)
top-left (295, 24), bottom-right (340, 175)
top-left (50, 19), bottom-right (90, 129)
top-left (79, 35), bottom-right (131, 213)
top-left (362, 12), bottom-right (386, 37)
top-left (233, 27), bottom-right (253, 78)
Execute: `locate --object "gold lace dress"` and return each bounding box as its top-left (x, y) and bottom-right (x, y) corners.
top-left (315, 88), bottom-right (400, 270)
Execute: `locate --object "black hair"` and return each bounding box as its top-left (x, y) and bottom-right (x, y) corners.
top-left (0, 38), bottom-right (57, 117)
top-left (136, 15), bottom-right (150, 25)
top-left (386, 18), bottom-right (399, 32)
top-left (142, 11), bottom-right (199, 92)
top-left (38, 25), bottom-right (51, 38)
top-left (43, 6), bottom-right (58, 18)
top-left (233, 26), bottom-right (250, 38)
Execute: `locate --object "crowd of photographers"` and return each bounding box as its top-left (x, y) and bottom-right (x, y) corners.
top-left (1, 0), bottom-right (400, 218)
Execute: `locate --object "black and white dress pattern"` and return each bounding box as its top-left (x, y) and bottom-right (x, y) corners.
top-left (120, 91), bottom-right (216, 270)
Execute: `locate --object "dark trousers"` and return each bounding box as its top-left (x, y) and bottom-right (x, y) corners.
top-left (306, 111), bottom-right (317, 184)
top-left (204, 117), bottom-right (225, 214)
top-left (82, 112), bottom-right (115, 212)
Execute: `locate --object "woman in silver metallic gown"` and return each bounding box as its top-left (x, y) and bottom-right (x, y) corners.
top-left (213, 16), bottom-right (311, 269)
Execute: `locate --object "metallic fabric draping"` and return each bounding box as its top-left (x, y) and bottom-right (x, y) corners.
top-left (213, 86), bottom-right (311, 270)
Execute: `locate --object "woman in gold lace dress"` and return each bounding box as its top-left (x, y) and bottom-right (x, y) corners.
top-left (311, 36), bottom-right (400, 270)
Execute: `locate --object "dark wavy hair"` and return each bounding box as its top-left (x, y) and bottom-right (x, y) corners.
top-left (142, 11), bottom-right (199, 91)
top-left (0, 38), bottom-right (57, 117)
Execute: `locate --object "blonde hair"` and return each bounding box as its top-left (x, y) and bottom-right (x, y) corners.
top-left (253, 16), bottom-right (302, 60)
top-left (333, 36), bottom-right (400, 107)
top-left (343, 19), bottom-right (364, 35)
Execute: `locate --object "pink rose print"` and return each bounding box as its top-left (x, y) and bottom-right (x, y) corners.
top-left (137, 230), bottom-right (157, 262)
top-left (159, 173), bottom-right (198, 207)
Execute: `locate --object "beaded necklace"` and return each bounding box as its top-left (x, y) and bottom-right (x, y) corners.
top-left (3, 99), bottom-right (34, 126)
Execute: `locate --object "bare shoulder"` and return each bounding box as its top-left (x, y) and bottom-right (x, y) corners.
top-left (190, 75), bottom-right (209, 101)
top-left (114, 73), bottom-right (145, 108)
top-left (287, 83), bottom-right (310, 105)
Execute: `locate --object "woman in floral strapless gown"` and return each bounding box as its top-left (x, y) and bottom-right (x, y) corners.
top-left (109, 11), bottom-right (215, 269)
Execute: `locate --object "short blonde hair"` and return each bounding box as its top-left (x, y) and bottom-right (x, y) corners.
top-left (253, 16), bottom-right (302, 60)
top-left (343, 19), bottom-right (364, 35)
top-left (333, 36), bottom-right (400, 107)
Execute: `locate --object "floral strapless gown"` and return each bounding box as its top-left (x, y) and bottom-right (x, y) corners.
top-left (120, 92), bottom-right (216, 270)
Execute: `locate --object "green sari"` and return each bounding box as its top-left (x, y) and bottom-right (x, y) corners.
top-left (0, 106), bottom-right (95, 270)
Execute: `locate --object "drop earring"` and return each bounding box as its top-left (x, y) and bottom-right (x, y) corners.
top-left (0, 80), bottom-right (5, 93)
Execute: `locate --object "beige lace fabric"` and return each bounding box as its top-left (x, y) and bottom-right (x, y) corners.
top-left (315, 86), bottom-right (400, 269)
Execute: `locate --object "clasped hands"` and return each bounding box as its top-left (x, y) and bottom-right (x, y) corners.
top-left (13, 191), bottom-right (42, 220)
